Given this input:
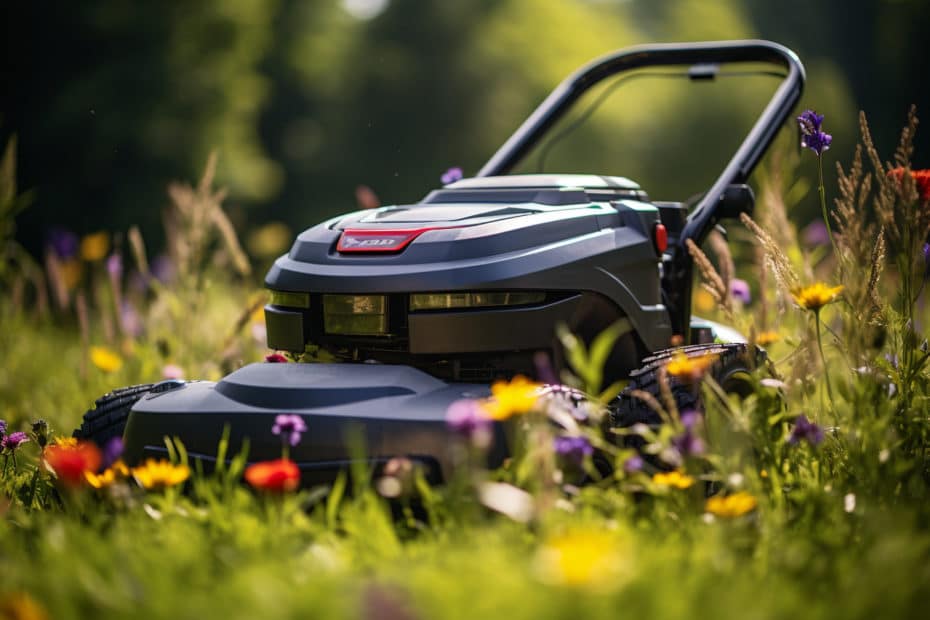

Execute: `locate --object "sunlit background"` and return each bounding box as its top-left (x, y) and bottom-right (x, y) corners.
top-left (2, 0), bottom-right (928, 269)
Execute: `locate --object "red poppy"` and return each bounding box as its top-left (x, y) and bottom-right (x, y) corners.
top-left (244, 458), bottom-right (300, 492)
top-left (888, 167), bottom-right (930, 202)
top-left (44, 441), bottom-right (102, 487)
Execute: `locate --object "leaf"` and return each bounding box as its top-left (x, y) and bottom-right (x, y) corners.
top-left (326, 470), bottom-right (347, 529)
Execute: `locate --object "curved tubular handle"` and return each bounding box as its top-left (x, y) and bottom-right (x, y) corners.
top-left (478, 39), bottom-right (805, 194)
top-left (478, 40), bottom-right (806, 339)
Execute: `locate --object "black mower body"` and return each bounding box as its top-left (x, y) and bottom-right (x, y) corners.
top-left (116, 40), bottom-right (805, 480)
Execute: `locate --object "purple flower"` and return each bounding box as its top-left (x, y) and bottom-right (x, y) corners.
top-left (151, 254), bottom-right (175, 284)
top-left (47, 228), bottom-right (79, 259)
top-left (553, 435), bottom-right (594, 465)
top-left (623, 454), bottom-right (644, 473)
top-left (788, 414), bottom-right (824, 446)
top-left (729, 278), bottom-right (751, 305)
top-left (272, 414), bottom-right (307, 447)
top-left (102, 437), bottom-right (124, 469)
top-left (445, 399), bottom-right (492, 443)
top-left (797, 110), bottom-right (832, 156)
top-left (440, 167), bottom-right (464, 185)
top-left (923, 243), bottom-right (930, 277)
top-left (672, 410), bottom-right (705, 457)
top-left (0, 419), bottom-right (7, 438)
top-left (120, 302), bottom-right (144, 338)
top-left (1, 431), bottom-right (30, 451)
top-left (803, 220), bottom-right (831, 247)
top-left (106, 253), bottom-right (123, 279)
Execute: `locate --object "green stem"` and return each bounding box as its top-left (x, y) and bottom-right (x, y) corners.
top-left (26, 465), bottom-right (41, 510)
top-left (814, 309), bottom-right (838, 425)
top-left (818, 156), bottom-right (839, 259)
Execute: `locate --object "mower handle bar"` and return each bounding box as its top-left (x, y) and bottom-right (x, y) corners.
top-left (477, 39), bottom-right (805, 249)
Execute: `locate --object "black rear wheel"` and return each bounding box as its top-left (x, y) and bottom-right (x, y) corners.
top-left (611, 342), bottom-right (763, 427)
top-left (73, 383), bottom-right (154, 444)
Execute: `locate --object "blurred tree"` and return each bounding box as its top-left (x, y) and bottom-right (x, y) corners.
top-left (1, 0), bottom-right (923, 260)
top-left (1, 0), bottom-right (279, 253)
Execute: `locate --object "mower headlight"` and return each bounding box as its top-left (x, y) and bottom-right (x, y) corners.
top-left (323, 295), bottom-right (388, 335)
top-left (269, 290), bottom-right (310, 309)
top-left (409, 291), bottom-right (545, 311)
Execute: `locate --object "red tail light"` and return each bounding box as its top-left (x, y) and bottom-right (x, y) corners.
top-left (654, 223), bottom-right (668, 253)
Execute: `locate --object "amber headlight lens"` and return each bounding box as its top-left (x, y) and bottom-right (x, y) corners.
top-left (409, 291), bottom-right (545, 311)
top-left (323, 295), bottom-right (388, 335)
top-left (269, 290), bottom-right (310, 308)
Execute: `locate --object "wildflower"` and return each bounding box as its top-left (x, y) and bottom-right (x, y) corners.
top-left (0, 419), bottom-right (6, 438)
top-left (53, 436), bottom-right (78, 448)
top-left (151, 254), bottom-right (175, 284)
top-left (0, 592), bottom-right (49, 620)
top-left (101, 437), bottom-right (124, 469)
top-left (671, 411), bottom-right (705, 457)
top-left (79, 231), bottom-right (110, 261)
top-left (788, 414), bottom-right (825, 446)
top-left (440, 166), bottom-right (464, 184)
top-left (482, 375), bottom-right (542, 420)
top-left (90, 345), bottom-right (123, 373)
top-left (665, 351), bottom-right (718, 383)
top-left (131, 459), bottom-right (191, 490)
top-left (652, 469), bottom-right (695, 489)
top-left (162, 364), bottom-right (184, 379)
top-left (534, 530), bottom-right (627, 589)
top-left (43, 441), bottom-right (102, 487)
top-left (106, 253), bottom-right (122, 278)
top-left (47, 228), bottom-right (79, 259)
top-left (797, 109), bottom-right (832, 155)
top-left (729, 278), bottom-right (751, 305)
top-left (844, 492), bottom-right (856, 513)
top-left (802, 220), bottom-right (830, 246)
top-left (1, 431), bottom-right (30, 452)
top-left (121, 302), bottom-right (144, 338)
top-left (791, 282), bottom-right (844, 311)
top-left (553, 435), bottom-right (593, 465)
top-left (756, 330), bottom-right (780, 346)
top-left (694, 288), bottom-right (716, 313)
top-left (272, 414), bottom-right (307, 447)
top-left (84, 461), bottom-right (130, 489)
top-left (31, 419), bottom-right (48, 448)
top-left (888, 167), bottom-right (930, 202)
top-left (705, 491), bottom-right (757, 518)
top-left (622, 454), bottom-right (644, 473)
top-left (445, 399), bottom-right (492, 447)
top-left (376, 457), bottom-right (417, 498)
top-left (244, 458), bottom-right (300, 492)
top-left (264, 352), bottom-right (288, 363)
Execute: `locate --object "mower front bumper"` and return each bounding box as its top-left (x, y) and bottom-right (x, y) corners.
top-left (122, 363), bottom-right (497, 486)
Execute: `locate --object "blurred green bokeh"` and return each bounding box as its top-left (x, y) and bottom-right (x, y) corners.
top-left (1, 0), bottom-right (927, 262)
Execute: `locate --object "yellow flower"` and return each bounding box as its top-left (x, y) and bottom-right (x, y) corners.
top-left (131, 459), bottom-right (191, 490)
top-left (481, 375), bottom-right (542, 420)
top-left (90, 346), bottom-right (123, 373)
top-left (80, 231), bottom-right (110, 261)
top-left (694, 289), bottom-right (716, 313)
top-left (59, 257), bottom-right (83, 290)
top-left (53, 436), bottom-right (78, 448)
top-left (0, 592), bottom-right (49, 620)
top-left (665, 351), bottom-right (718, 382)
top-left (534, 530), bottom-right (628, 589)
top-left (705, 491), bottom-right (758, 518)
top-left (756, 330), bottom-right (780, 346)
top-left (791, 283), bottom-right (844, 311)
top-left (652, 469), bottom-right (695, 489)
top-left (84, 460), bottom-right (130, 489)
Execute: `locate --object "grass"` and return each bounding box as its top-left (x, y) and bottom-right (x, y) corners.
top-left (3, 110), bottom-right (930, 619)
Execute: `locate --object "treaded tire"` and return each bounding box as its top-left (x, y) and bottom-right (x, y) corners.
top-left (611, 342), bottom-right (764, 427)
top-left (73, 383), bottom-right (154, 444)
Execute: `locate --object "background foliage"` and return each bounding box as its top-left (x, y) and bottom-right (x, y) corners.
top-left (2, 0), bottom-right (927, 262)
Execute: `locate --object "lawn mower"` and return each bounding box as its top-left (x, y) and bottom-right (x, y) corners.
top-left (75, 40), bottom-right (805, 485)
